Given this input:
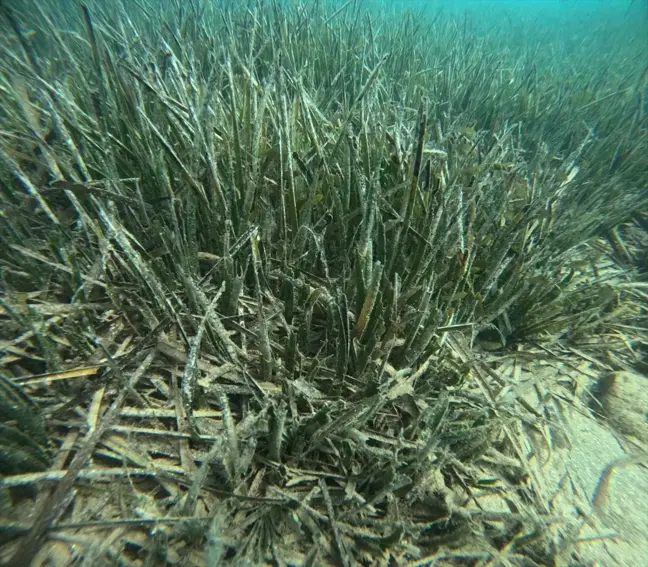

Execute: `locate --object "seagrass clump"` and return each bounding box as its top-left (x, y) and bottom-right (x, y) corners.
top-left (0, 374), bottom-right (50, 476)
top-left (1, 0), bottom-right (647, 565)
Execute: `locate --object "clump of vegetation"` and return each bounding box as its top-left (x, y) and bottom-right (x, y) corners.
top-left (0, 374), bottom-right (50, 476)
top-left (1, 0), bottom-right (646, 565)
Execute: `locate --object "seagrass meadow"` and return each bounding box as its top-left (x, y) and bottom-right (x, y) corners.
top-left (0, 0), bottom-right (647, 565)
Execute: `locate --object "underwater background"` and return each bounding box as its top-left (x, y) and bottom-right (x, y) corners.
top-left (1, 1), bottom-right (647, 566)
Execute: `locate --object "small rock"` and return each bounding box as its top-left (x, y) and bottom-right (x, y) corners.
top-left (590, 370), bottom-right (648, 444)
